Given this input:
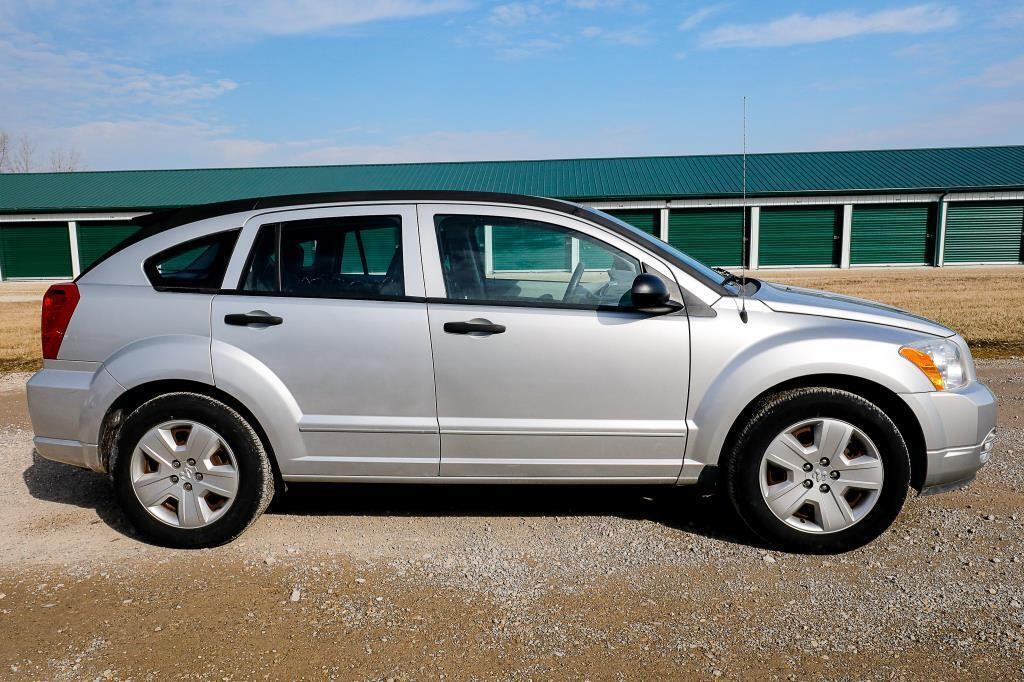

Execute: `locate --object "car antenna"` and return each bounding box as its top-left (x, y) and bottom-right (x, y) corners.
top-left (739, 96), bottom-right (749, 324)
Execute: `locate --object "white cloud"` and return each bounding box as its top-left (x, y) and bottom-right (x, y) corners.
top-left (28, 118), bottom-right (652, 170)
top-left (495, 37), bottom-right (566, 60)
top-left (580, 25), bottom-right (650, 45)
top-left (0, 29), bottom-right (237, 127)
top-left (679, 4), bottom-right (725, 31)
top-left (488, 3), bottom-right (546, 27)
top-left (137, 0), bottom-right (470, 40)
top-left (821, 99), bottom-right (1024, 149)
top-left (962, 55), bottom-right (1024, 88)
top-left (701, 4), bottom-right (959, 48)
top-left (992, 4), bottom-right (1024, 26)
top-left (0, 20), bottom-right (243, 167)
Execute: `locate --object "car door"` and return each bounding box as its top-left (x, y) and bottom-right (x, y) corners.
top-left (419, 203), bottom-right (691, 481)
top-left (212, 204), bottom-right (440, 478)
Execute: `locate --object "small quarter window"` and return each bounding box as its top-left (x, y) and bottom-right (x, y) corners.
top-left (144, 230), bottom-right (239, 292)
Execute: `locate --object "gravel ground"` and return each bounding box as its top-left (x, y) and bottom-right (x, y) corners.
top-left (0, 360), bottom-right (1022, 680)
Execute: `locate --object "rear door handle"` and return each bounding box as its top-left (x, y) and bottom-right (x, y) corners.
top-left (443, 320), bottom-right (506, 335)
top-left (224, 312), bottom-right (283, 327)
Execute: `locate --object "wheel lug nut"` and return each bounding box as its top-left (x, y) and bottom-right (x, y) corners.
top-left (802, 479), bottom-right (813, 489)
top-left (172, 460), bottom-right (181, 469)
top-left (183, 482), bottom-right (193, 491)
top-left (819, 484), bottom-right (830, 493)
top-left (830, 470), bottom-right (840, 480)
top-left (187, 458), bottom-right (196, 466)
top-left (170, 475), bottom-right (179, 483)
top-left (195, 473), bottom-right (203, 481)
top-left (819, 458), bottom-right (830, 467)
top-left (802, 463), bottom-right (813, 472)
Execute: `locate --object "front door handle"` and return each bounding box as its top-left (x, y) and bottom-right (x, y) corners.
top-left (443, 320), bottom-right (506, 335)
top-left (225, 312), bottom-right (283, 327)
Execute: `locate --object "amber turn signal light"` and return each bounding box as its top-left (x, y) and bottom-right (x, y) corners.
top-left (899, 346), bottom-right (945, 391)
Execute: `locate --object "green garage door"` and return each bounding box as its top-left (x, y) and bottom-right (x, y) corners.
top-left (851, 204), bottom-right (934, 265)
top-left (0, 223), bottom-right (72, 279)
top-left (668, 208), bottom-right (744, 267)
top-left (944, 203), bottom-right (1024, 264)
top-left (77, 223), bottom-right (140, 270)
top-left (605, 210), bottom-right (659, 237)
top-left (759, 208), bottom-right (840, 267)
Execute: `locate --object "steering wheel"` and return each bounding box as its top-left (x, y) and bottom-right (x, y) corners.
top-left (562, 262), bottom-right (586, 303)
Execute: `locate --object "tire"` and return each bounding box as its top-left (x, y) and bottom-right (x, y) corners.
top-left (725, 387), bottom-right (910, 553)
top-left (111, 392), bottom-right (274, 548)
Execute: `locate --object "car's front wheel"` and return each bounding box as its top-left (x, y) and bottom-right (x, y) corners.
top-left (111, 392), bottom-right (274, 548)
top-left (725, 387), bottom-right (910, 553)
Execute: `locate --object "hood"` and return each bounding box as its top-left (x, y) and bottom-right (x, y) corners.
top-left (755, 281), bottom-right (955, 337)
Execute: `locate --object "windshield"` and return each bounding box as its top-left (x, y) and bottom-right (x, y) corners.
top-left (587, 208), bottom-right (734, 290)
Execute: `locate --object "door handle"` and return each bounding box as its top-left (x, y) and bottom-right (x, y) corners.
top-left (443, 320), bottom-right (506, 335)
top-left (224, 312), bottom-right (283, 327)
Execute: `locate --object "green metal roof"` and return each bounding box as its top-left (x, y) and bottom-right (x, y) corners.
top-left (1, 145), bottom-right (1022, 212)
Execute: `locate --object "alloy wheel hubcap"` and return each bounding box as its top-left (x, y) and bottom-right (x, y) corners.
top-left (759, 418), bottom-right (884, 534)
top-left (129, 420), bottom-right (239, 528)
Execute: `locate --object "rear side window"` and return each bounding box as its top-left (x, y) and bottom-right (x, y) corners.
top-left (144, 230), bottom-right (239, 292)
top-left (240, 215), bottom-right (404, 298)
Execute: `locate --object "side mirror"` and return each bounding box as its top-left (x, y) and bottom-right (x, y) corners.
top-left (630, 273), bottom-right (682, 314)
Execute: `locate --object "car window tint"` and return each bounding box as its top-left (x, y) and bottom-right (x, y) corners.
top-left (144, 230), bottom-right (239, 292)
top-left (435, 215), bottom-right (640, 307)
top-left (240, 215), bottom-right (404, 298)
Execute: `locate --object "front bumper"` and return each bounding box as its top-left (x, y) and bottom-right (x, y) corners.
top-left (900, 380), bottom-right (998, 493)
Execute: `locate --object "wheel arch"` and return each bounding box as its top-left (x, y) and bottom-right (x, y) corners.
top-left (98, 379), bottom-right (286, 495)
top-left (717, 374), bottom-right (928, 492)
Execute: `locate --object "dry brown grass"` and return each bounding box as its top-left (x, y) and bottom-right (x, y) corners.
top-left (0, 282), bottom-right (54, 372)
top-left (0, 266), bottom-right (1021, 372)
top-left (764, 265), bottom-right (1024, 358)
top-left (0, 300), bottom-right (43, 372)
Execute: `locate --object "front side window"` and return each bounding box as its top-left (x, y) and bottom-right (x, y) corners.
top-left (144, 230), bottom-right (239, 292)
top-left (589, 207), bottom-right (733, 291)
top-left (241, 215), bottom-right (404, 298)
top-left (435, 215), bottom-right (640, 307)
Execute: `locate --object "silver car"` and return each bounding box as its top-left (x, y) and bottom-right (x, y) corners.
top-left (27, 192), bottom-right (997, 551)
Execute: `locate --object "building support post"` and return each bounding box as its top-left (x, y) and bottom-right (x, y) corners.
top-left (935, 196), bottom-right (948, 267)
top-left (840, 204), bottom-right (853, 269)
top-left (68, 221), bottom-right (81, 279)
top-left (483, 224), bottom-right (494, 275)
top-left (659, 206), bottom-right (669, 242)
top-left (747, 206), bottom-right (760, 269)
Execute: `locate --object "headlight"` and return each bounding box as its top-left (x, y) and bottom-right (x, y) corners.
top-left (899, 339), bottom-right (967, 391)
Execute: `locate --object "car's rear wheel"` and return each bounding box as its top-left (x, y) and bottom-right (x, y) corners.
top-left (725, 387), bottom-right (910, 553)
top-left (111, 392), bottom-right (274, 548)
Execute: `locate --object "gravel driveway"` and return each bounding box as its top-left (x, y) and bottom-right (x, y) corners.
top-left (1, 361), bottom-right (1022, 680)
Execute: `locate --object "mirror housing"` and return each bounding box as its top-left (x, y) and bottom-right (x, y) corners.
top-left (630, 273), bottom-right (683, 314)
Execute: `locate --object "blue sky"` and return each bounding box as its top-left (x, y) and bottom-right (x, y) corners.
top-left (1, 1), bottom-right (1022, 170)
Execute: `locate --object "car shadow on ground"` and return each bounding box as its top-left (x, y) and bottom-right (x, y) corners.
top-left (272, 481), bottom-right (769, 549)
top-left (22, 453), bottom-right (768, 550)
top-left (21, 451), bottom-right (136, 536)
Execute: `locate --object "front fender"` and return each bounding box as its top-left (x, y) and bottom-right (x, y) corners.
top-left (683, 307), bottom-right (937, 479)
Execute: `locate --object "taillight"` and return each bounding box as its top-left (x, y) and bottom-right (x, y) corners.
top-left (41, 283), bottom-right (80, 360)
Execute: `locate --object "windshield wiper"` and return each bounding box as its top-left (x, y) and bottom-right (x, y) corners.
top-left (711, 266), bottom-right (744, 285)
top-left (712, 267), bottom-right (758, 293)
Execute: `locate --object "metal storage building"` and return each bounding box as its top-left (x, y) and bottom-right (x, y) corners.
top-left (0, 145), bottom-right (1022, 280)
